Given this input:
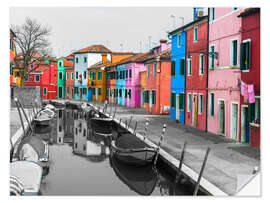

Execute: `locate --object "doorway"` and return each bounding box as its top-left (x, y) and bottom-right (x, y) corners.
top-left (96, 88), bottom-right (98, 101)
top-left (79, 88), bottom-right (82, 101)
top-left (218, 100), bottom-right (225, 135)
top-left (176, 94), bottom-right (180, 121)
top-left (192, 94), bottom-right (198, 127)
top-left (231, 103), bottom-right (239, 140)
top-left (241, 106), bottom-right (250, 143)
top-left (59, 86), bottom-right (63, 99)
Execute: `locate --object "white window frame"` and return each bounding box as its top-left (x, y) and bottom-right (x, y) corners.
top-left (198, 94), bottom-right (203, 115)
top-left (187, 93), bottom-right (191, 112)
top-left (209, 44), bottom-right (215, 69)
top-left (35, 75), bottom-right (40, 82)
top-left (241, 39), bottom-right (251, 72)
top-left (188, 57), bottom-right (192, 76)
top-left (230, 38), bottom-right (239, 67)
top-left (43, 87), bottom-right (47, 95)
top-left (209, 92), bottom-right (215, 117)
top-left (193, 27), bottom-right (198, 43)
top-left (230, 102), bottom-right (239, 140)
top-left (199, 54), bottom-right (204, 75)
top-left (178, 33), bottom-right (181, 47)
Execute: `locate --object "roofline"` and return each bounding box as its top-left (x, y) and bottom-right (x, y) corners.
top-left (237, 8), bottom-right (260, 17)
top-left (111, 52), bottom-right (138, 55)
top-left (74, 51), bottom-right (112, 54)
top-left (168, 15), bottom-right (208, 36)
top-left (10, 29), bottom-right (16, 37)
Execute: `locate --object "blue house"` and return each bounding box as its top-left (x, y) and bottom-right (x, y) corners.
top-left (116, 64), bottom-right (126, 106)
top-left (168, 27), bottom-right (187, 124)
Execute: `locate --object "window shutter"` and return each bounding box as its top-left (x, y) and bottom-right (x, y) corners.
top-left (247, 41), bottom-right (251, 70)
top-left (240, 43), bottom-right (245, 70)
top-left (180, 59), bottom-right (185, 75)
top-left (248, 103), bottom-right (255, 123)
top-left (171, 61), bottom-right (175, 76)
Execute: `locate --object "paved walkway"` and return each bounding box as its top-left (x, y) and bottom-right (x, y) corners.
top-left (41, 100), bottom-right (261, 195)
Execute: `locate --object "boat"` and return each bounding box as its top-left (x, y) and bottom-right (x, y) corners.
top-left (33, 110), bottom-right (52, 126)
top-left (44, 104), bottom-right (56, 112)
top-left (110, 133), bottom-right (157, 166)
top-left (10, 175), bottom-right (25, 196)
top-left (90, 117), bottom-right (114, 137)
top-left (14, 136), bottom-right (49, 176)
top-left (10, 161), bottom-right (43, 195)
top-left (110, 156), bottom-right (158, 195)
top-left (48, 100), bottom-right (65, 108)
top-left (41, 108), bottom-right (55, 118)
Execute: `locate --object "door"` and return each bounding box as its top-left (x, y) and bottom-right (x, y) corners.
top-left (231, 103), bottom-right (238, 140)
top-left (176, 94), bottom-right (180, 121)
top-left (59, 86), bottom-right (63, 99)
top-left (192, 94), bottom-right (198, 127)
top-left (96, 88), bottom-right (98, 101)
top-left (149, 91), bottom-right (152, 110)
top-left (241, 106), bottom-right (250, 143)
top-left (141, 90), bottom-right (144, 107)
top-left (88, 88), bottom-right (92, 101)
top-left (79, 88), bottom-right (82, 101)
top-left (218, 100), bottom-right (225, 135)
top-left (72, 88), bottom-right (74, 99)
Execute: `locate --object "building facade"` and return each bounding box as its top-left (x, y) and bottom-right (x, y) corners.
top-left (65, 66), bottom-right (74, 100)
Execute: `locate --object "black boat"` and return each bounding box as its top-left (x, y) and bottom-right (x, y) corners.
top-left (90, 117), bottom-right (114, 137)
top-left (110, 133), bottom-right (157, 166)
top-left (110, 156), bottom-right (158, 195)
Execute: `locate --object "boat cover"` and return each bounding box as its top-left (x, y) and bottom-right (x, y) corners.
top-left (115, 133), bottom-right (148, 149)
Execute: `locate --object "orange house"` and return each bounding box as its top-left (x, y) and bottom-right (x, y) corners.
top-left (139, 71), bottom-right (147, 108)
top-left (143, 49), bottom-right (171, 115)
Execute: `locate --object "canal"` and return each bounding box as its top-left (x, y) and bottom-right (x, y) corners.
top-left (35, 105), bottom-right (204, 196)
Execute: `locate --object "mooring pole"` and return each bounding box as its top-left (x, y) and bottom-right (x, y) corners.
top-left (143, 118), bottom-right (149, 141)
top-left (14, 98), bottom-right (26, 137)
top-left (125, 119), bottom-right (128, 128)
top-left (119, 118), bottom-right (122, 124)
top-left (128, 116), bottom-right (133, 128)
top-left (154, 124), bottom-right (166, 165)
top-left (175, 141), bottom-right (187, 184)
top-left (133, 120), bottom-right (137, 135)
top-left (109, 103), bottom-right (113, 117)
top-left (17, 99), bottom-right (33, 132)
top-left (113, 106), bottom-right (117, 119)
top-left (193, 147), bottom-right (211, 196)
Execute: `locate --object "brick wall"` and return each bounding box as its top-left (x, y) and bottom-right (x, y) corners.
top-left (10, 86), bottom-right (42, 108)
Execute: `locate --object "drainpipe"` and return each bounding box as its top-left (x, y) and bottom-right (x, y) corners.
top-left (205, 8), bottom-right (210, 132)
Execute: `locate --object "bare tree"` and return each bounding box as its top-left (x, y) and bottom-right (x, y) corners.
top-left (11, 17), bottom-right (52, 86)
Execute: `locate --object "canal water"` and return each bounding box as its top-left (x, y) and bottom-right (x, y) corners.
top-left (35, 106), bottom-right (201, 196)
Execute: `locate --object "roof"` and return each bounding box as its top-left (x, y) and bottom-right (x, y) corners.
top-left (238, 8), bottom-right (260, 17)
top-left (63, 60), bottom-right (74, 67)
top-left (65, 54), bottom-right (74, 60)
top-left (143, 48), bottom-right (171, 63)
top-left (117, 52), bottom-right (154, 65)
top-left (168, 15), bottom-right (208, 36)
top-left (74, 45), bottom-right (112, 54)
top-left (10, 29), bottom-right (16, 37)
top-left (111, 52), bottom-right (138, 55)
top-left (88, 60), bottom-right (112, 70)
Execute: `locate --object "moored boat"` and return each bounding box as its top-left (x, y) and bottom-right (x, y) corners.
top-left (90, 117), bottom-right (113, 137)
top-left (110, 133), bottom-right (157, 166)
top-left (33, 110), bottom-right (52, 126)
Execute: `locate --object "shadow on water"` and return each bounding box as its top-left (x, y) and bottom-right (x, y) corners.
top-left (34, 105), bottom-right (203, 196)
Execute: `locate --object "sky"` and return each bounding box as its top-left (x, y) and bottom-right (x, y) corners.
top-left (10, 7), bottom-right (208, 57)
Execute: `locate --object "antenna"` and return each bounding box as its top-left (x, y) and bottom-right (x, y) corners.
top-left (120, 43), bottom-right (123, 52)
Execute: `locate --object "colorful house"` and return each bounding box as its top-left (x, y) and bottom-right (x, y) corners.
top-left (168, 25), bottom-right (187, 124)
top-left (116, 63), bottom-right (127, 106)
top-left (65, 65), bottom-right (74, 100)
top-left (10, 29), bottom-right (21, 87)
top-left (73, 45), bottom-right (111, 101)
top-left (139, 70), bottom-right (147, 108)
top-left (185, 14), bottom-right (208, 131)
top-left (208, 8), bottom-right (242, 141)
top-left (237, 8), bottom-right (260, 148)
top-left (143, 42), bottom-right (171, 115)
top-left (57, 59), bottom-right (73, 99)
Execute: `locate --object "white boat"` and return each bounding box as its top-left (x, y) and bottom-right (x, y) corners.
top-left (44, 104), bottom-right (56, 112)
top-left (34, 110), bottom-right (52, 126)
top-left (10, 161), bottom-right (43, 195)
top-left (10, 175), bottom-right (25, 195)
top-left (41, 108), bottom-right (55, 118)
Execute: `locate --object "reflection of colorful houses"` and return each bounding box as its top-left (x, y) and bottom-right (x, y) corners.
top-left (73, 45), bottom-right (111, 101)
top-left (208, 8), bottom-right (242, 141)
top-left (56, 108), bottom-right (65, 144)
top-left (143, 41), bottom-right (171, 115)
top-left (64, 108), bottom-right (74, 143)
top-left (185, 14), bottom-right (208, 131)
top-left (237, 8), bottom-right (260, 148)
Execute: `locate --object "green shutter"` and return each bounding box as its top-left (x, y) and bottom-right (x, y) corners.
top-left (247, 41), bottom-right (251, 70)
top-left (152, 90), bottom-right (156, 104)
top-left (171, 61), bottom-right (175, 76)
top-left (180, 59), bottom-right (185, 75)
top-left (240, 43), bottom-right (245, 70)
top-left (248, 103), bottom-right (255, 123)
top-left (179, 93), bottom-right (185, 110)
top-left (171, 93), bottom-right (175, 108)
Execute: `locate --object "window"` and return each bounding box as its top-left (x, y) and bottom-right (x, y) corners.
top-left (71, 72), bottom-right (74, 80)
top-left (199, 54), bottom-right (204, 75)
top-left (84, 57), bottom-right (87, 63)
top-left (30, 64), bottom-right (34, 70)
top-left (255, 97), bottom-right (260, 124)
top-left (93, 72), bottom-right (96, 80)
top-left (129, 69), bottom-right (132, 78)
top-left (188, 57), bottom-right (192, 76)
top-left (145, 90), bottom-right (149, 104)
top-left (240, 40), bottom-right (251, 71)
top-left (76, 71), bottom-right (78, 79)
top-left (59, 109), bottom-right (62, 118)
top-left (59, 125), bottom-right (62, 132)
top-left (171, 92), bottom-right (176, 108)
top-left (43, 88), bottom-right (47, 95)
top-left (59, 62), bottom-right (62, 67)
top-left (231, 39), bottom-right (238, 66)
top-left (84, 71), bottom-right (87, 79)
top-left (66, 72), bottom-right (69, 80)
top-left (178, 34), bottom-right (181, 47)
top-left (59, 137), bottom-right (62, 143)
top-left (74, 87), bottom-right (78, 94)
top-left (233, 8), bottom-right (238, 11)
top-left (83, 129), bottom-right (86, 137)
top-left (210, 93), bottom-right (214, 116)
top-left (92, 88), bottom-right (95, 95)
top-left (153, 63), bottom-right (157, 78)
top-left (67, 87), bottom-right (70, 94)
top-left (116, 89), bottom-right (118, 97)
top-left (209, 45), bottom-right (215, 69)
top-left (187, 94), bottom-right (191, 112)
top-left (210, 8), bottom-right (215, 21)
top-left (125, 89), bottom-right (127, 98)
top-left (98, 72), bottom-right (101, 80)
top-left (98, 87), bottom-right (101, 96)
top-left (147, 65), bottom-right (150, 78)
top-left (106, 89), bottom-right (109, 97)
top-left (25, 75), bottom-right (28, 81)
top-left (179, 93), bottom-right (185, 110)
top-left (199, 94), bottom-right (203, 115)
top-left (83, 144), bottom-right (86, 151)
top-left (128, 89), bottom-right (131, 99)
top-left (114, 89), bottom-right (116, 97)
top-left (75, 143), bottom-right (78, 148)
top-left (180, 59), bottom-right (185, 75)
top-left (35, 75), bottom-right (40, 82)
top-left (152, 90), bottom-right (156, 105)
top-left (126, 70), bottom-right (128, 79)
top-left (76, 58), bottom-right (78, 63)
top-left (171, 60), bottom-right (176, 76)
top-left (59, 72), bottom-right (63, 80)
top-left (194, 27), bottom-right (198, 42)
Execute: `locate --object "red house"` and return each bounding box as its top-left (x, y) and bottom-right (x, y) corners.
top-left (65, 65), bottom-right (74, 100)
top-left (238, 8), bottom-right (260, 148)
top-left (24, 59), bottom-right (58, 100)
top-left (185, 15), bottom-right (208, 131)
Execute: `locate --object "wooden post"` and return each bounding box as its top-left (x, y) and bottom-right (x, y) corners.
top-left (128, 116), bottom-right (133, 128)
top-left (113, 106), bottom-right (117, 119)
top-left (175, 141), bottom-right (187, 184)
top-left (14, 98), bottom-right (25, 137)
top-left (143, 118), bottom-right (149, 141)
top-left (193, 147), bottom-right (211, 196)
top-left (154, 124), bottom-right (166, 165)
top-left (109, 103), bottom-right (113, 117)
top-left (17, 99), bottom-right (33, 132)
top-left (133, 120), bottom-right (137, 134)
top-left (125, 119), bottom-right (128, 128)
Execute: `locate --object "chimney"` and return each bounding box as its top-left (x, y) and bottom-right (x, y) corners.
top-left (160, 39), bottom-right (169, 52)
top-left (160, 39), bottom-right (167, 44)
top-left (193, 7), bottom-right (204, 20)
top-left (102, 53), bottom-right (107, 64)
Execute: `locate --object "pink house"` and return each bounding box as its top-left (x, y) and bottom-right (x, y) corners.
top-left (208, 8), bottom-right (243, 141)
